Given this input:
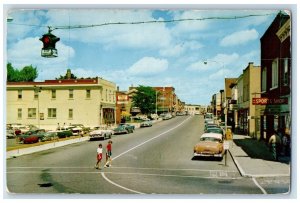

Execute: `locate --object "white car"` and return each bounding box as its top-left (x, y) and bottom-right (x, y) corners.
top-left (89, 127), bottom-right (113, 140)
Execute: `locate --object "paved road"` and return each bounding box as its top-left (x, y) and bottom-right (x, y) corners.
top-left (6, 116), bottom-right (289, 195)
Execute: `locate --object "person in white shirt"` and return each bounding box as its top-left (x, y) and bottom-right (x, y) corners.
top-left (95, 144), bottom-right (103, 169)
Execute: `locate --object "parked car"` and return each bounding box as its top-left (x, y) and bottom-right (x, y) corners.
top-left (205, 127), bottom-right (225, 137)
top-left (193, 133), bottom-right (224, 160)
top-left (119, 123), bottom-right (135, 131)
top-left (140, 121), bottom-right (152, 127)
top-left (71, 124), bottom-right (91, 133)
top-left (89, 127), bottom-right (113, 141)
top-left (114, 125), bottom-right (131, 134)
top-left (204, 123), bottom-right (219, 131)
top-left (161, 113), bottom-right (172, 120)
top-left (41, 131), bottom-right (59, 142)
top-left (57, 125), bottom-right (83, 136)
top-left (6, 129), bottom-right (16, 139)
top-left (17, 129), bottom-right (46, 144)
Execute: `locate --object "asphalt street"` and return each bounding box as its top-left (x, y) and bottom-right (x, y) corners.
top-left (6, 115), bottom-right (288, 195)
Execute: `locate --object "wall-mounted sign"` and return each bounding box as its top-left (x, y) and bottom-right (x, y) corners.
top-left (252, 98), bottom-right (288, 105)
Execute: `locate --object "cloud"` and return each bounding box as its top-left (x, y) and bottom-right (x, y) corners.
top-left (159, 41), bottom-right (204, 57)
top-left (45, 9), bottom-right (172, 50)
top-left (220, 29), bottom-right (259, 47)
top-left (187, 53), bottom-right (239, 72)
top-left (7, 36), bottom-right (75, 81)
top-left (127, 57), bottom-right (168, 76)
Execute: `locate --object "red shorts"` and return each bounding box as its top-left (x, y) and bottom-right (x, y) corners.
top-left (97, 153), bottom-right (102, 161)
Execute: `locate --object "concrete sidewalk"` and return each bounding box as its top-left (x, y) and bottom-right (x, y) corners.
top-left (228, 134), bottom-right (290, 178)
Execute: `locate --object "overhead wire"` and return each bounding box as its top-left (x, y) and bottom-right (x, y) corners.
top-left (8, 13), bottom-right (275, 32)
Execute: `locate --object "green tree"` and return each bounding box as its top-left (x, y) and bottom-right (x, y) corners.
top-left (7, 63), bottom-right (38, 82)
top-left (132, 85), bottom-right (156, 115)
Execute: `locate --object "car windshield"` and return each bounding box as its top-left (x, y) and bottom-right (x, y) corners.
top-left (200, 137), bottom-right (222, 142)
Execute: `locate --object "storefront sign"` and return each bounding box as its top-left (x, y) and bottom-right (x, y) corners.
top-left (252, 98), bottom-right (288, 105)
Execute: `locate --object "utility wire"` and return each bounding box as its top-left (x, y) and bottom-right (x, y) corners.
top-left (8, 13), bottom-right (274, 32)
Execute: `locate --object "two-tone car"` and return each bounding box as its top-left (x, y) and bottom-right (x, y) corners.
top-left (140, 121), bottom-right (152, 127)
top-left (193, 133), bottom-right (224, 160)
top-left (89, 127), bottom-right (113, 140)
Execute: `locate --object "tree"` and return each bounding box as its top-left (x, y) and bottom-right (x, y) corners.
top-left (132, 85), bottom-right (156, 115)
top-left (7, 63), bottom-right (38, 82)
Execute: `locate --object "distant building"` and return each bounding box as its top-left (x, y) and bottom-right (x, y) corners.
top-left (7, 76), bottom-right (116, 130)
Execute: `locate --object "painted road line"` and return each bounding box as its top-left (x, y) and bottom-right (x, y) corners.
top-left (112, 116), bottom-right (191, 161)
top-left (252, 177), bottom-right (267, 194)
top-left (101, 172), bottom-right (145, 194)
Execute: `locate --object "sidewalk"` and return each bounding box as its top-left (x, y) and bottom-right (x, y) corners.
top-left (229, 134), bottom-right (291, 178)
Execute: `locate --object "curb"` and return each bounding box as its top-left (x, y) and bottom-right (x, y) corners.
top-left (6, 136), bottom-right (89, 159)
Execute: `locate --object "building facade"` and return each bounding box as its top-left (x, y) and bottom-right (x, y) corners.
top-left (6, 77), bottom-right (117, 130)
top-left (259, 12), bottom-right (291, 141)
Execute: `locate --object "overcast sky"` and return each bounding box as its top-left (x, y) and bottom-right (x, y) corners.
top-left (6, 9), bottom-right (280, 105)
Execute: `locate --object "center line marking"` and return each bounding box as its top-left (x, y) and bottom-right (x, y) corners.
top-left (112, 116), bottom-right (191, 161)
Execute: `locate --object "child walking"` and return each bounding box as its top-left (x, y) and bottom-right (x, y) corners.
top-left (105, 140), bottom-right (113, 167)
top-left (95, 143), bottom-right (103, 169)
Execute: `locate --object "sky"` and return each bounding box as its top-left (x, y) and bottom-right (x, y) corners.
top-left (5, 8), bottom-right (281, 105)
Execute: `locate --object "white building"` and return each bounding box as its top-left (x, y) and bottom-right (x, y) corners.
top-left (6, 77), bottom-right (116, 130)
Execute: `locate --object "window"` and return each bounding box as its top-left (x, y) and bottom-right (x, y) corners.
top-left (48, 108), bottom-right (57, 118)
top-left (18, 90), bottom-right (22, 99)
top-left (69, 89), bottom-right (74, 99)
top-left (106, 89), bottom-right (108, 101)
top-left (18, 108), bottom-right (22, 119)
top-left (86, 90), bottom-right (91, 99)
top-left (262, 67), bottom-right (267, 92)
top-left (34, 89), bottom-right (39, 99)
top-left (69, 109), bottom-right (73, 119)
top-left (52, 90), bottom-right (56, 99)
top-left (271, 59), bottom-right (278, 88)
top-left (28, 108), bottom-right (36, 118)
top-left (283, 58), bottom-right (289, 85)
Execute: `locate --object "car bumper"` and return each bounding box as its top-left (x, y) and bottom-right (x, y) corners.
top-left (193, 152), bottom-right (223, 157)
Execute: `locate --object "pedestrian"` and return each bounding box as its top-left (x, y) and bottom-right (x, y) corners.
top-left (268, 131), bottom-right (282, 161)
top-left (105, 140), bottom-right (113, 167)
top-left (95, 143), bottom-right (103, 169)
top-left (282, 133), bottom-right (290, 156)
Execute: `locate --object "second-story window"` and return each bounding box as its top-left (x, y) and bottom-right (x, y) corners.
top-left (18, 90), bottom-right (22, 99)
top-left (52, 90), bottom-right (56, 99)
top-left (262, 67), bottom-right (267, 92)
top-left (86, 89), bottom-right (91, 99)
top-left (69, 89), bottom-right (74, 99)
top-left (34, 89), bottom-right (39, 99)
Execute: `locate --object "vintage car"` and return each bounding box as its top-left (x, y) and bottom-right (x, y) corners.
top-left (140, 121), bottom-right (152, 127)
top-left (18, 129), bottom-right (46, 144)
top-left (193, 133), bottom-right (224, 159)
top-left (119, 123), bottom-right (135, 131)
top-left (113, 125), bottom-right (132, 134)
top-left (89, 127), bottom-right (113, 140)
top-left (205, 127), bottom-right (224, 137)
top-left (41, 131), bottom-right (59, 142)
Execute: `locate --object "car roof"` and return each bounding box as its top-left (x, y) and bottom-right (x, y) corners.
top-left (201, 133), bottom-right (223, 140)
